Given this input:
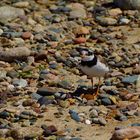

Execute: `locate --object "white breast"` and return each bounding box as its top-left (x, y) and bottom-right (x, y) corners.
top-left (80, 61), bottom-right (109, 78)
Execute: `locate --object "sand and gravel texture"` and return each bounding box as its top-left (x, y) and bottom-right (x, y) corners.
top-left (0, 0), bottom-right (140, 140)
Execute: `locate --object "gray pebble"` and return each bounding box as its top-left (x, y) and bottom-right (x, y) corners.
top-left (98, 117), bottom-right (107, 126)
top-left (31, 93), bottom-right (42, 100)
top-left (12, 78), bottom-right (28, 87)
top-left (101, 97), bottom-right (112, 106)
top-left (89, 109), bottom-right (98, 118)
top-left (122, 75), bottom-right (138, 84)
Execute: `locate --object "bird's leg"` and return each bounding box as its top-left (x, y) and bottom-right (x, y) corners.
top-left (91, 78), bottom-right (94, 89)
top-left (93, 77), bottom-right (101, 98)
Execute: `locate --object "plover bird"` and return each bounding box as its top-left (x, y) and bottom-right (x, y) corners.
top-left (79, 50), bottom-right (109, 98)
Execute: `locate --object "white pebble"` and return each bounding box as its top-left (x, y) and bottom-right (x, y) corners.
top-left (85, 119), bottom-right (91, 125)
top-left (0, 29), bottom-right (3, 35)
top-left (119, 18), bottom-right (130, 25)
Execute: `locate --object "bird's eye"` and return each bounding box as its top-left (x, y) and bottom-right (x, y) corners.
top-left (88, 51), bottom-right (93, 55)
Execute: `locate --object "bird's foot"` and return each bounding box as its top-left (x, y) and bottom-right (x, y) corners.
top-left (80, 94), bottom-right (97, 100)
top-left (80, 89), bottom-right (99, 100)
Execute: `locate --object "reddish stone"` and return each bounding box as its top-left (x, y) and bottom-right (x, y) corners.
top-left (111, 127), bottom-right (140, 140)
top-left (74, 37), bottom-right (86, 44)
top-left (22, 31), bottom-right (32, 39)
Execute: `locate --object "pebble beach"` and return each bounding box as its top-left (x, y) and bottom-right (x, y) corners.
top-left (0, 0), bottom-right (140, 140)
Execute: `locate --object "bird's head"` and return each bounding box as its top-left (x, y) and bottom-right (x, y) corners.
top-left (80, 49), bottom-right (95, 62)
top-left (76, 47), bottom-right (94, 57)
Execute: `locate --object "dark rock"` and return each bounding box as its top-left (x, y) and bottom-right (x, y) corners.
top-left (114, 0), bottom-right (140, 10)
top-left (115, 114), bottom-right (128, 121)
top-left (37, 96), bottom-right (54, 106)
top-left (42, 124), bottom-right (57, 136)
top-left (131, 123), bottom-right (140, 127)
top-left (101, 97), bottom-right (112, 106)
top-left (0, 111), bottom-right (10, 119)
top-left (37, 87), bottom-right (58, 96)
top-left (70, 138), bottom-right (82, 140)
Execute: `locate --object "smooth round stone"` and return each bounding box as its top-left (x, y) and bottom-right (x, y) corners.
top-left (0, 29), bottom-right (3, 35)
top-left (50, 5), bottom-right (59, 12)
top-left (12, 32), bottom-right (22, 38)
top-left (98, 117), bottom-right (107, 125)
top-left (21, 110), bottom-right (37, 117)
top-left (49, 63), bottom-right (58, 69)
top-left (122, 75), bottom-right (139, 84)
top-left (127, 103), bottom-right (138, 111)
top-left (60, 7), bottom-right (71, 13)
top-left (114, 0), bottom-right (140, 10)
top-left (0, 111), bottom-right (10, 119)
top-left (7, 70), bottom-right (18, 78)
top-left (0, 6), bottom-right (25, 22)
top-left (131, 123), bottom-right (140, 126)
top-left (118, 115), bottom-right (128, 121)
top-left (101, 97), bottom-right (112, 106)
top-left (69, 9), bottom-right (86, 19)
top-left (85, 119), bottom-right (91, 125)
top-left (37, 96), bottom-right (54, 106)
top-left (126, 110), bottom-right (136, 116)
top-left (60, 94), bottom-right (67, 99)
top-left (12, 78), bottom-right (28, 87)
top-left (134, 111), bottom-right (140, 116)
top-left (58, 80), bottom-right (72, 90)
top-left (74, 26), bottom-right (89, 35)
top-left (74, 37), bottom-right (86, 44)
top-left (13, 1), bottom-right (29, 8)
top-left (28, 17), bottom-right (36, 25)
top-left (37, 87), bottom-right (58, 96)
top-left (70, 138), bottom-right (82, 140)
top-left (96, 17), bottom-right (117, 26)
top-left (86, 100), bottom-right (96, 106)
top-left (108, 8), bottom-right (122, 16)
top-left (119, 17), bottom-right (130, 25)
top-left (13, 38), bottom-right (25, 46)
top-left (52, 16), bottom-right (61, 23)
top-left (21, 32), bottom-right (32, 39)
top-left (69, 110), bottom-right (81, 122)
top-left (92, 118), bottom-right (99, 124)
top-left (54, 92), bottom-right (62, 98)
top-left (0, 70), bottom-right (7, 79)
top-left (89, 109), bottom-right (98, 118)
